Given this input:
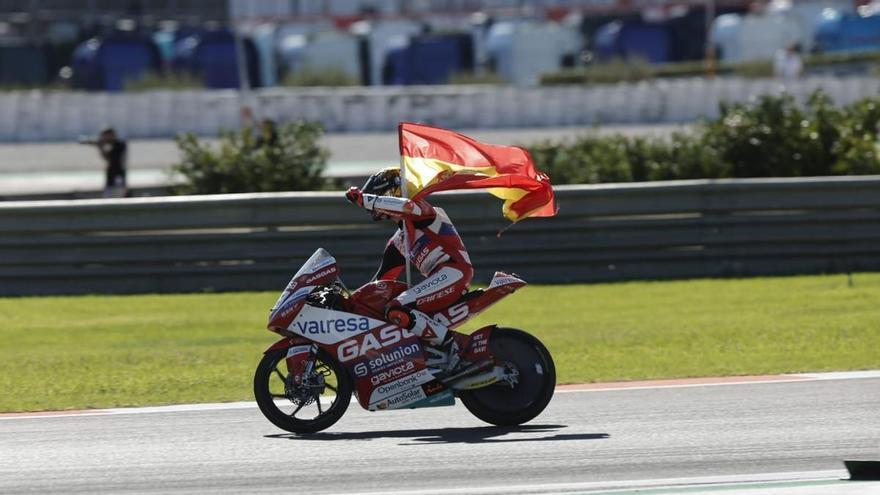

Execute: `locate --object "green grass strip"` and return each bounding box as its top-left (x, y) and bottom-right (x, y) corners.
top-left (1, 273), bottom-right (878, 412)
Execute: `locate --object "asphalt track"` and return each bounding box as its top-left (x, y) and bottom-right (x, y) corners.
top-left (2, 373), bottom-right (878, 494)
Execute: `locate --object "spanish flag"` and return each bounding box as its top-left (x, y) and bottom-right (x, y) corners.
top-left (398, 122), bottom-right (557, 222)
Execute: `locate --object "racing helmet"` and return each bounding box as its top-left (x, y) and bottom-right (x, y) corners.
top-left (362, 167), bottom-right (401, 197)
top-left (361, 168), bottom-right (401, 221)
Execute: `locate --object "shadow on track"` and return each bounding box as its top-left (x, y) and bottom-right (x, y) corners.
top-left (264, 424), bottom-right (609, 445)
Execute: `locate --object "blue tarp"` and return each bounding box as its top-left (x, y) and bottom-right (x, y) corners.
top-left (173, 30), bottom-right (261, 89)
top-left (383, 33), bottom-right (473, 85)
top-left (815, 13), bottom-right (880, 53)
top-left (72, 34), bottom-right (161, 91)
top-left (594, 21), bottom-right (670, 63)
top-left (0, 42), bottom-right (51, 86)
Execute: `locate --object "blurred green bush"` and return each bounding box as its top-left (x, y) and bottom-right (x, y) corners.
top-left (448, 71), bottom-right (508, 85)
top-left (172, 121), bottom-right (332, 194)
top-left (282, 67), bottom-right (359, 87)
top-left (528, 90), bottom-right (880, 184)
top-left (124, 71), bottom-right (204, 91)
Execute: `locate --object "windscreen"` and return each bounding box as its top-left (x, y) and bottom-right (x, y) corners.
top-left (269, 248), bottom-right (337, 315)
top-left (293, 248), bottom-right (336, 280)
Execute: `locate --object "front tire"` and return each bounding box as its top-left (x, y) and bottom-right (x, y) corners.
top-left (254, 348), bottom-right (352, 434)
top-left (459, 328), bottom-right (555, 426)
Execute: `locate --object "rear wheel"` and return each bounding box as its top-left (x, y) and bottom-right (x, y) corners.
top-left (459, 328), bottom-right (555, 426)
top-left (254, 348), bottom-right (352, 434)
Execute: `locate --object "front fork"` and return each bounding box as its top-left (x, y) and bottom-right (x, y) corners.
top-left (285, 343), bottom-right (318, 387)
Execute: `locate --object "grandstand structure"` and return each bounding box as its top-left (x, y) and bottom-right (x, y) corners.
top-left (0, 0), bottom-right (760, 27)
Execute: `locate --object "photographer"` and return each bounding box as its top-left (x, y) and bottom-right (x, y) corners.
top-left (79, 127), bottom-right (128, 197)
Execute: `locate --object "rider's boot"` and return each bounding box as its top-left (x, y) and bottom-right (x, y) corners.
top-left (420, 331), bottom-right (460, 374)
top-left (387, 307), bottom-right (462, 373)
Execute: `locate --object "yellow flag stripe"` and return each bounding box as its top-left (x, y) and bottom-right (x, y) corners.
top-left (401, 156), bottom-right (498, 197)
top-left (402, 155), bottom-right (538, 221)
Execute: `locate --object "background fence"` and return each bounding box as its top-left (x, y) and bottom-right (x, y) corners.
top-left (3, 176), bottom-right (880, 296)
top-left (1, 76), bottom-right (878, 141)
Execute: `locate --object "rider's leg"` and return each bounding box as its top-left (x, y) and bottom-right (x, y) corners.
top-left (387, 306), bottom-right (449, 345)
top-left (386, 306), bottom-right (460, 371)
top-left (386, 264), bottom-right (472, 369)
top-left (393, 265), bottom-right (473, 311)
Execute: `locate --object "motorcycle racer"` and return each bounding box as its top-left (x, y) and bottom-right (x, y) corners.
top-left (345, 168), bottom-right (472, 373)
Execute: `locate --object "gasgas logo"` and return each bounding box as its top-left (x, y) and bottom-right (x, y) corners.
top-left (305, 266), bottom-right (336, 284)
top-left (337, 326), bottom-right (416, 362)
top-left (432, 302), bottom-right (470, 327)
top-left (414, 246), bottom-right (432, 266)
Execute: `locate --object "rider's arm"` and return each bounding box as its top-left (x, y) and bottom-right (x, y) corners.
top-left (362, 194), bottom-right (436, 222)
top-left (348, 186), bottom-right (435, 221)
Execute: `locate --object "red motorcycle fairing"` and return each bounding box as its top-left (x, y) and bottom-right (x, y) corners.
top-left (348, 280), bottom-right (408, 319)
top-left (457, 324), bottom-right (497, 362)
top-left (265, 314), bottom-right (452, 412)
top-left (341, 324), bottom-right (500, 411)
top-left (328, 323), bottom-right (442, 411)
top-left (342, 271), bottom-right (527, 332)
top-left (264, 336), bottom-right (312, 354)
top-left (430, 272), bottom-right (526, 330)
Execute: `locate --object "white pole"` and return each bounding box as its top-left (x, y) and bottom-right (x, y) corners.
top-left (233, 24), bottom-right (255, 123)
top-left (705, 0), bottom-right (717, 77)
top-left (399, 156), bottom-right (413, 288)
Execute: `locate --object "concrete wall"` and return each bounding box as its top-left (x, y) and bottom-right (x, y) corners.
top-left (1, 76), bottom-right (877, 142)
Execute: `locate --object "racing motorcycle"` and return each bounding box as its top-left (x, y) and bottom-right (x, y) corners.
top-left (254, 248), bottom-right (555, 434)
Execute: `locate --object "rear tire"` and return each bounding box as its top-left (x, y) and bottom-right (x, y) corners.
top-left (459, 328), bottom-right (555, 426)
top-left (254, 348), bottom-right (352, 434)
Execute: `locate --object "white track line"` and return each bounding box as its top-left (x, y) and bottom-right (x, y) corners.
top-left (791, 370), bottom-right (880, 381)
top-left (3, 370), bottom-right (879, 420)
top-left (327, 469), bottom-right (850, 495)
top-left (0, 398), bottom-right (335, 420)
top-left (555, 370), bottom-right (880, 394)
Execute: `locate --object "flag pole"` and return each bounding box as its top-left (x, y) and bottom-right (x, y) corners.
top-left (398, 124), bottom-right (412, 288)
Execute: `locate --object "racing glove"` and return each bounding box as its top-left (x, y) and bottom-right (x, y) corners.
top-left (345, 187), bottom-right (363, 207)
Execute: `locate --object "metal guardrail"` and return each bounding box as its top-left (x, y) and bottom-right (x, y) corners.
top-left (3, 176), bottom-right (880, 296)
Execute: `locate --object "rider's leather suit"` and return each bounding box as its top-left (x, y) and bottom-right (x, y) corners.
top-left (359, 193), bottom-right (473, 346)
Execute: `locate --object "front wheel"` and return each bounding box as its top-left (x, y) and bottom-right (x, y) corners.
top-left (459, 328), bottom-right (555, 426)
top-left (254, 348), bottom-right (352, 434)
